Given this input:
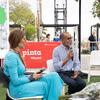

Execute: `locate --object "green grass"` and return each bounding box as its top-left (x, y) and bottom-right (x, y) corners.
top-left (0, 76), bottom-right (100, 100)
top-left (0, 84), bottom-right (6, 100)
top-left (85, 76), bottom-right (100, 85)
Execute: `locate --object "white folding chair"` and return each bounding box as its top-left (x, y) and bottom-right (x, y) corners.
top-left (88, 50), bottom-right (100, 82)
top-left (0, 67), bottom-right (43, 100)
top-left (47, 59), bottom-right (55, 73)
top-left (7, 89), bottom-right (43, 100)
top-left (46, 59), bottom-right (66, 95)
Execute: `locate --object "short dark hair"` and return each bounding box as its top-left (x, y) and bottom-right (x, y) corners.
top-left (46, 34), bottom-right (50, 38)
top-left (60, 32), bottom-right (69, 40)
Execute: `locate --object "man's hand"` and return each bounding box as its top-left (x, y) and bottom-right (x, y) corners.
top-left (68, 50), bottom-right (74, 60)
top-left (71, 74), bottom-right (78, 79)
top-left (71, 71), bottom-right (79, 79)
top-left (62, 50), bottom-right (74, 66)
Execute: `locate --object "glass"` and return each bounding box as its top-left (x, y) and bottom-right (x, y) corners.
top-left (66, 37), bottom-right (72, 40)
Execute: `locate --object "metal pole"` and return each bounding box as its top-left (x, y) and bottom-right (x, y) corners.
top-left (79, 0), bottom-right (81, 61)
top-left (74, 32), bottom-right (75, 41)
top-left (37, 0), bottom-right (40, 42)
top-left (39, 0), bottom-right (42, 41)
top-left (65, 0), bottom-right (67, 32)
top-left (91, 26), bottom-right (92, 35)
top-left (54, 0), bottom-right (57, 35)
top-left (39, 0), bottom-right (42, 24)
top-left (97, 24), bottom-right (99, 41)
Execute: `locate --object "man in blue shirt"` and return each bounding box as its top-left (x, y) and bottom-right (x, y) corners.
top-left (88, 31), bottom-right (97, 51)
top-left (53, 32), bottom-right (86, 94)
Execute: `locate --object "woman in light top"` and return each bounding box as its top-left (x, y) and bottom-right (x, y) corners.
top-left (43, 34), bottom-right (50, 42)
top-left (3, 29), bottom-right (63, 100)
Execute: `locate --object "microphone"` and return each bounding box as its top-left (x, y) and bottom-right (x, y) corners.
top-left (70, 46), bottom-right (73, 61)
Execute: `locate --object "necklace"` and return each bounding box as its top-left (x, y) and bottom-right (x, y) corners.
top-left (9, 48), bottom-right (19, 54)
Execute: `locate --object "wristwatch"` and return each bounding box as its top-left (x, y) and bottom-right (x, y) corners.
top-left (28, 73), bottom-right (35, 82)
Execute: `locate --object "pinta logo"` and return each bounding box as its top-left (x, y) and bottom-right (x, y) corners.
top-left (22, 49), bottom-right (41, 57)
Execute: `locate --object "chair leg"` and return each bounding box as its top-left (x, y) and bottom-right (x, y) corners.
top-left (62, 83), bottom-right (66, 95)
top-left (88, 66), bottom-right (91, 83)
top-left (6, 93), bottom-right (13, 100)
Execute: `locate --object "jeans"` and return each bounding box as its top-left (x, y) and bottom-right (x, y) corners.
top-left (58, 71), bottom-right (86, 94)
top-left (90, 45), bottom-right (96, 51)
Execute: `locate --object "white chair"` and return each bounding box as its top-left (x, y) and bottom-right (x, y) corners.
top-left (7, 89), bottom-right (43, 100)
top-left (47, 59), bottom-right (55, 73)
top-left (46, 59), bottom-right (66, 95)
top-left (0, 67), bottom-right (43, 100)
top-left (88, 50), bottom-right (100, 82)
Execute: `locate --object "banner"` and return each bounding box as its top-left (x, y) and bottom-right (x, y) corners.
top-left (0, 0), bottom-right (9, 67)
top-left (20, 42), bottom-right (61, 68)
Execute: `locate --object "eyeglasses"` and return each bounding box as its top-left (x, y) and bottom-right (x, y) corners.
top-left (66, 37), bottom-right (72, 40)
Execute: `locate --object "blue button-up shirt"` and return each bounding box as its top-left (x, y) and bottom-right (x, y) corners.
top-left (53, 44), bottom-right (80, 72)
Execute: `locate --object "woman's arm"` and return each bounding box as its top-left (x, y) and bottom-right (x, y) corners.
top-left (7, 54), bottom-right (30, 86)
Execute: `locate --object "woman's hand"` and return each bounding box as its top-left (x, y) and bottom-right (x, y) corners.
top-left (33, 72), bottom-right (43, 80)
top-left (28, 72), bottom-right (43, 81)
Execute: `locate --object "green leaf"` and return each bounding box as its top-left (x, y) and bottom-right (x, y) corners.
top-left (91, 0), bottom-right (100, 19)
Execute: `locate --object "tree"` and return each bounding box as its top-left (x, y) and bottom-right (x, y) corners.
top-left (9, 0), bottom-right (36, 40)
top-left (91, 0), bottom-right (100, 19)
top-left (25, 24), bottom-right (37, 41)
top-left (9, 0), bottom-right (35, 25)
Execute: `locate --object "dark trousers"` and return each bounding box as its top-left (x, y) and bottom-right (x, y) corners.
top-left (58, 71), bottom-right (86, 94)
